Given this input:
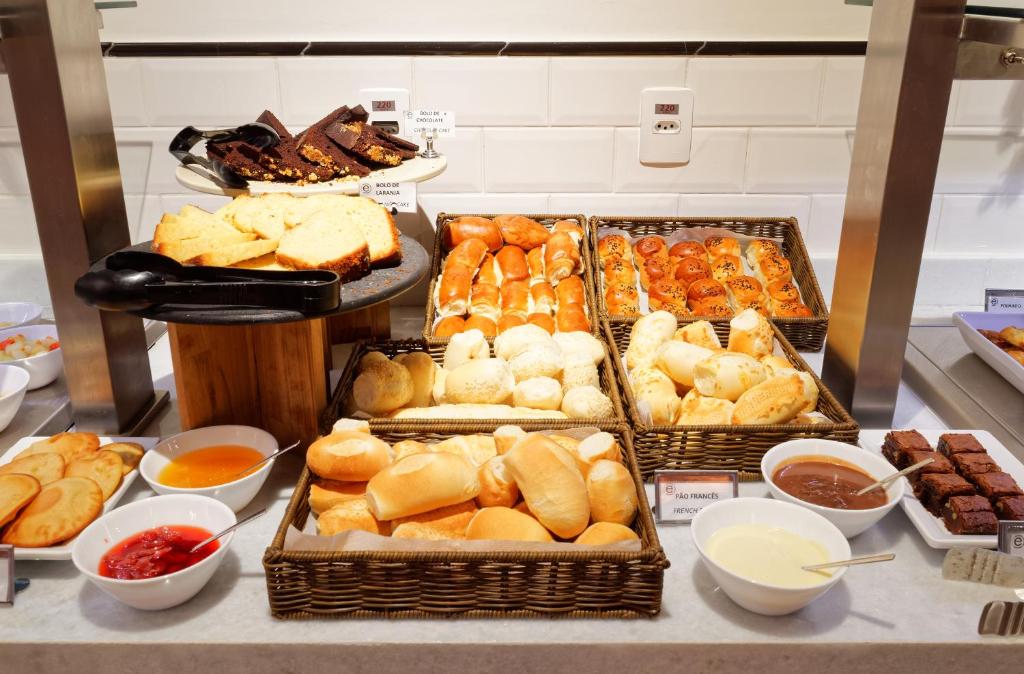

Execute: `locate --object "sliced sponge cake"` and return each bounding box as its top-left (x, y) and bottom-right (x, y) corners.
top-left (275, 209), bottom-right (370, 281)
top-left (342, 196), bottom-right (402, 266)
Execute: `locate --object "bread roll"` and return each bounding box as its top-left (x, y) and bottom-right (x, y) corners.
top-left (445, 358), bottom-right (515, 405)
top-left (547, 434), bottom-right (581, 454)
top-left (710, 254), bottom-right (742, 283)
top-left (575, 522), bottom-right (640, 545)
top-left (673, 321), bottom-right (722, 350)
top-left (433, 315), bottom-right (466, 337)
top-left (530, 282), bottom-right (557, 315)
top-left (687, 278), bottom-right (727, 303)
top-left (365, 452), bottom-right (481, 520)
top-left (469, 282), bottom-right (501, 321)
top-left (476, 252), bottom-right (500, 286)
top-left (727, 308), bottom-right (774, 359)
top-left (358, 351), bottom-right (391, 373)
top-left (526, 246), bottom-right (545, 283)
top-left (760, 354), bottom-right (796, 378)
top-left (309, 480), bottom-right (366, 514)
top-left (704, 235), bottom-right (741, 259)
top-left (509, 342), bottom-right (563, 382)
top-left (444, 237), bottom-right (489, 272)
top-left (655, 340), bottom-right (714, 388)
top-left (676, 388), bottom-right (735, 425)
top-left (443, 216), bottom-right (502, 252)
top-left (393, 352), bottom-right (437, 408)
top-left (640, 256), bottom-right (672, 291)
top-left (625, 311), bottom-right (677, 370)
top-left (477, 456), bottom-right (520, 508)
top-left (766, 278), bottom-right (800, 303)
top-left (465, 314), bottom-right (497, 338)
top-left (331, 418), bottom-right (370, 434)
top-left (496, 314), bottom-right (526, 334)
top-left (317, 497), bottom-right (386, 536)
top-left (732, 373), bottom-right (813, 425)
top-left (668, 240), bottom-right (708, 261)
top-left (391, 522), bottom-right (463, 541)
top-left (603, 257), bottom-right (636, 286)
top-left (648, 279), bottom-right (690, 315)
top-left (633, 236), bottom-right (667, 262)
top-left (552, 331), bottom-right (606, 366)
top-left (465, 506), bottom-right (553, 542)
top-left (555, 303), bottom-right (591, 334)
top-left (443, 328), bottom-right (489, 370)
top-left (552, 219), bottom-right (584, 245)
top-left (494, 214), bottom-right (550, 250)
top-left (745, 238), bottom-right (782, 268)
top-left (527, 312), bottom-right (556, 334)
top-left (575, 432), bottom-right (623, 473)
top-left (753, 252), bottom-right (792, 285)
top-left (689, 298), bottom-right (733, 318)
top-left (598, 234), bottom-right (633, 263)
top-left (559, 357), bottom-right (600, 394)
top-left (544, 231), bottom-right (581, 283)
top-left (431, 434), bottom-right (498, 466)
top-left (796, 370), bottom-right (819, 413)
top-left (494, 425), bottom-right (527, 454)
top-left (554, 275), bottom-right (586, 306)
top-left (353, 359), bottom-right (414, 415)
top-left (392, 500), bottom-right (478, 540)
top-left (604, 282), bottom-right (640, 317)
top-left (393, 439), bottom-right (430, 462)
top-left (307, 432), bottom-right (393, 481)
top-left (513, 376), bottom-right (563, 410)
top-left (792, 411), bottom-right (832, 425)
top-left (674, 256), bottom-right (712, 286)
top-left (693, 351), bottom-right (766, 401)
top-left (772, 300), bottom-right (814, 318)
top-left (561, 385), bottom-right (614, 419)
top-left (432, 367), bottom-right (448, 404)
top-left (438, 264), bottom-right (474, 316)
top-left (631, 368), bottom-right (681, 425)
top-left (495, 245), bottom-right (529, 282)
top-left (504, 436), bottom-right (590, 538)
top-left (500, 279), bottom-right (530, 318)
top-left (391, 404), bottom-right (567, 420)
top-left (493, 323), bottom-right (553, 361)
top-left (586, 460), bottom-right (638, 526)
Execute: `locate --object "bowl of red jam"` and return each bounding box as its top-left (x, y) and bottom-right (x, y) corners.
top-left (72, 494), bottom-right (236, 610)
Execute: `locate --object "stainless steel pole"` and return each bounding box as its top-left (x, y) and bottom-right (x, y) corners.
top-left (822, 0), bottom-right (965, 427)
top-left (0, 0), bottom-right (164, 432)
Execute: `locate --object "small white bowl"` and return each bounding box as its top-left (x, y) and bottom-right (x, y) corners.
top-left (761, 439), bottom-right (904, 538)
top-left (691, 497), bottom-right (850, 616)
top-left (0, 324), bottom-right (62, 390)
top-left (72, 494), bottom-right (236, 611)
top-left (0, 364), bottom-right (29, 432)
top-left (0, 302), bottom-right (42, 329)
top-left (140, 425), bottom-right (277, 512)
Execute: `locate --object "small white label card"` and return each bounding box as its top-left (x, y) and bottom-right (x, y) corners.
top-left (358, 180), bottom-right (417, 213)
top-left (985, 288), bottom-right (1024, 313)
top-left (998, 521), bottom-right (1024, 557)
top-left (654, 470), bottom-right (738, 524)
top-left (0, 544), bottom-right (12, 606)
top-left (405, 109), bottom-right (455, 137)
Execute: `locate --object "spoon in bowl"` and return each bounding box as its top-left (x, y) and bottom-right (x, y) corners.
top-left (228, 440), bottom-right (301, 480)
top-left (855, 457), bottom-right (935, 496)
top-left (189, 509), bottom-right (267, 554)
top-left (802, 553), bottom-right (895, 572)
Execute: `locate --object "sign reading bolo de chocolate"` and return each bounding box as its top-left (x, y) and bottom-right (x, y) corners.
top-left (654, 470), bottom-right (739, 524)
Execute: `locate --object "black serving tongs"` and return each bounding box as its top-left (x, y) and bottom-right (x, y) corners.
top-left (169, 123), bottom-right (280, 189)
top-left (75, 251), bottom-right (340, 314)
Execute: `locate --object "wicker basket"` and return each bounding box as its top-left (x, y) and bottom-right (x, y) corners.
top-left (422, 213), bottom-right (599, 342)
top-left (591, 215), bottom-right (829, 351)
top-left (322, 338), bottom-right (625, 434)
top-left (603, 321), bottom-right (858, 481)
top-left (263, 426), bottom-right (668, 619)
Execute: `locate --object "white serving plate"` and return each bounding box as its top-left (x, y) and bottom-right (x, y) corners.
top-left (175, 153), bottom-right (447, 196)
top-left (859, 429), bottom-right (1023, 549)
top-left (0, 435), bottom-right (159, 560)
top-left (953, 311), bottom-right (1024, 396)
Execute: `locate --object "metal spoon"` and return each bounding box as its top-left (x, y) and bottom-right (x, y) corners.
top-left (189, 509), bottom-right (267, 554)
top-left (228, 440), bottom-right (300, 480)
top-left (802, 552), bottom-right (895, 571)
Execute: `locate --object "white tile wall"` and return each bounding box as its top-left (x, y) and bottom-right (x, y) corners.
top-left (141, 58), bottom-right (280, 126)
top-left (417, 127), bottom-right (483, 193)
top-left (935, 195), bottom-right (1024, 254)
top-left (819, 58), bottom-right (862, 126)
top-left (677, 194), bottom-right (810, 228)
top-left (953, 79), bottom-right (1024, 127)
top-left (915, 257), bottom-right (993, 306)
top-left (746, 129), bottom-right (853, 193)
top-left (935, 129), bottom-right (1024, 194)
top-left (549, 193), bottom-right (678, 216)
top-left (687, 57), bottom-right (823, 126)
top-left (483, 128), bottom-right (613, 192)
top-left (612, 127), bottom-right (747, 193)
top-left (549, 57), bottom-right (686, 126)
top-left (807, 194), bottom-right (941, 256)
top-left (0, 76), bottom-right (15, 128)
top-left (277, 57), bottom-right (412, 127)
top-left (104, 58), bottom-right (148, 127)
top-left (413, 57), bottom-right (548, 126)
top-left (0, 140), bottom-right (28, 194)
top-left (0, 196), bottom-right (41, 254)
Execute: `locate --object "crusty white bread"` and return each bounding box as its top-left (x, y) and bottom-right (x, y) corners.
top-left (275, 209), bottom-right (371, 281)
top-left (187, 238), bottom-right (279, 267)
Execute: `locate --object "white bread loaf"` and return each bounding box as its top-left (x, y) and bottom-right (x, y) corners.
top-left (391, 501), bottom-right (477, 540)
top-left (317, 497), bottom-right (387, 536)
top-left (586, 459), bottom-right (638, 526)
top-left (673, 320), bottom-right (722, 350)
top-left (445, 358), bottom-right (515, 404)
top-left (393, 352), bottom-right (438, 408)
top-left (432, 367), bottom-right (448, 404)
top-left (676, 389), bottom-right (735, 425)
top-left (443, 329), bottom-right (489, 370)
top-left (760, 354), bottom-right (796, 378)
top-left (731, 373), bottom-right (814, 425)
top-left (513, 376), bottom-right (563, 410)
top-left (504, 435), bottom-right (590, 538)
top-left (631, 368), bottom-right (681, 425)
top-left (552, 331), bottom-right (607, 366)
top-left (693, 352), bottom-right (766, 401)
top-left (493, 425), bottom-right (527, 454)
top-left (306, 432), bottom-right (393, 481)
top-left (655, 340), bottom-right (714, 388)
top-left (493, 323), bottom-right (553, 361)
top-left (390, 404), bottom-right (568, 420)
top-left (392, 439), bottom-right (430, 462)
top-left (509, 342), bottom-right (563, 381)
top-left (331, 418), bottom-right (371, 434)
top-left (308, 479), bottom-right (366, 514)
top-left (365, 452), bottom-right (481, 520)
top-left (547, 435), bottom-right (581, 454)
top-left (625, 311), bottom-right (678, 371)
top-left (465, 506), bottom-right (553, 542)
top-left (358, 351), bottom-right (391, 373)
top-left (352, 359), bottom-right (414, 415)
top-left (797, 370), bottom-right (819, 412)
top-left (476, 456), bottom-right (519, 508)
top-left (560, 385), bottom-right (614, 419)
top-left (559, 358), bottom-right (600, 394)
top-left (727, 308), bottom-right (774, 359)
top-left (574, 432), bottom-right (623, 475)
top-left (575, 522), bottom-right (640, 546)
top-left (432, 435), bottom-right (498, 466)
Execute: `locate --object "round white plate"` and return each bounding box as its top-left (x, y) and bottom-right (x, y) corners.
top-left (175, 154), bottom-right (447, 196)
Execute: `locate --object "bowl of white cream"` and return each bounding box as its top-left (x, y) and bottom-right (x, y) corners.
top-left (691, 497), bottom-right (850, 616)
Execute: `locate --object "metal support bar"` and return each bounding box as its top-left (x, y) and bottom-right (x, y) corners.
top-left (822, 0), bottom-right (965, 427)
top-left (0, 0), bottom-right (163, 432)
top-left (957, 15), bottom-right (1024, 79)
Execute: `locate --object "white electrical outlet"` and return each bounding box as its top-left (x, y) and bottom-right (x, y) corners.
top-left (639, 87), bottom-right (694, 166)
top-left (358, 87), bottom-right (410, 138)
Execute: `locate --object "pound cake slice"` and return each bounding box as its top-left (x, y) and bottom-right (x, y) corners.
top-left (153, 212), bottom-right (250, 247)
top-left (188, 238), bottom-right (279, 267)
top-left (275, 209), bottom-right (370, 281)
top-left (342, 196), bottom-right (402, 266)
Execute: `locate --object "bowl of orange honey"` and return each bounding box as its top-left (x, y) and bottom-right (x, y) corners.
top-left (139, 425), bottom-right (278, 512)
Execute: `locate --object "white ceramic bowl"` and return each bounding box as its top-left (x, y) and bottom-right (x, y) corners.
top-left (0, 302), bottom-right (42, 329)
top-left (761, 439), bottom-right (904, 538)
top-left (139, 425), bottom-right (277, 512)
top-left (0, 364), bottom-right (29, 432)
top-left (691, 497), bottom-right (850, 616)
top-left (0, 324), bottom-right (62, 390)
top-left (71, 494), bottom-right (236, 611)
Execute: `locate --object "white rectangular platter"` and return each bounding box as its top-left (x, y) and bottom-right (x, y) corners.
top-left (953, 311), bottom-right (1024, 396)
top-left (0, 435), bottom-right (159, 560)
top-left (860, 429), bottom-right (1024, 549)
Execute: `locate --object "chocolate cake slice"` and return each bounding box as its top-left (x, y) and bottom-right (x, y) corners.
top-left (913, 473), bottom-right (976, 516)
top-left (882, 430), bottom-right (931, 467)
top-left (324, 120), bottom-right (403, 167)
top-left (295, 106), bottom-right (370, 178)
top-left (950, 452), bottom-right (1000, 478)
top-left (942, 495), bottom-right (998, 535)
top-left (901, 450), bottom-right (953, 485)
top-left (206, 140), bottom-right (275, 181)
top-left (252, 110), bottom-right (334, 183)
top-left (937, 433), bottom-right (987, 457)
top-left (970, 472), bottom-right (1023, 500)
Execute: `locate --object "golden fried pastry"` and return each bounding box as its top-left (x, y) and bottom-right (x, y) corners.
top-left (65, 450), bottom-right (123, 500)
top-left (101, 442), bottom-right (144, 475)
top-left (1000, 326), bottom-right (1024, 349)
top-left (16, 432), bottom-right (100, 464)
top-left (0, 474), bottom-right (41, 528)
top-left (0, 452), bottom-right (65, 486)
top-left (1, 477), bottom-right (102, 547)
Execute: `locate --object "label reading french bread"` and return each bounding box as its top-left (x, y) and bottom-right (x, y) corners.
top-left (998, 521), bottom-right (1024, 557)
top-left (985, 288), bottom-right (1024, 313)
top-left (359, 181), bottom-right (417, 214)
top-left (405, 109), bottom-right (455, 137)
top-left (654, 470), bottom-right (739, 524)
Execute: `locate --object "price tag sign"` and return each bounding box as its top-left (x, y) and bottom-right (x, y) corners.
top-left (998, 521), bottom-right (1024, 557)
top-left (358, 180), bottom-right (417, 214)
top-left (653, 470), bottom-right (738, 524)
top-left (985, 288), bottom-right (1024, 313)
top-left (405, 109), bottom-right (455, 137)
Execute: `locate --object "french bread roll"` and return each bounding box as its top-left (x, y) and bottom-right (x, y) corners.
top-left (760, 354), bottom-right (797, 378)
top-left (693, 351), bottom-right (766, 401)
top-left (331, 418), bottom-right (371, 434)
top-left (792, 411), bottom-right (832, 425)
top-left (559, 356), bottom-right (600, 394)
top-left (575, 522), bottom-right (640, 545)
top-left (306, 432), bottom-right (393, 481)
top-left (443, 329), bottom-right (489, 370)
top-left (655, 340), bottom-right (714, 388)
top-left (513, 376), bottom-right (563, 410)
top-left (504, 435), bottom-right (590, 538)
top-left (317, 498), bottom-right (387, 536)
top-left (560, 385), bottom-right (614, 419)
top-left (676, 388), bottom-right (735, 425)
top-left (391, 522), bottom-right (463, 541)
top-left (673, 320), bottom-right (722, 350)
top-left (393, 439), bottom-right (430, 462)
top-left (575, 432), bottom-right (623, 474)
top-left (432, 367), bottom-right (448, 404)
top-left (586, 459), bottom-right (638, 526)
top-left (625, 311), bottom-right (677, 370)
top-left (509, 342), bottom-right (563, 381)
top-left (494, 425), bottom-right (527, 454)
top-left (442, 216), bottom-right (502, 252)
top-left (547, 434), bottom-right (581, 454)
top-left (552, 331), bottom-right (607, 366)
top-left (393, 352), bottom-right (437, 408)
top-left (352, 359), bottom-right (414, 415)
top-left (477, 456), bottom-right (519, 508)
top-left (365, 452), bottom-right (481, 520)
top-left (432, 434), bottom-right (498, 466)
top-left (433, 315), bottom-right (466, 337)
top-left (390, 404), bottom-right (568, 420)
top-left (727, 308), bottom-right (774, 359)
top-left (796, 370), bottom-right (819, 413)
top-left (309, 480), bottom-right (366, 514)
top-left (445, 358), bottom-right (515, 405)
top-left (465, 506), bottom-right (553, 542)
top-left (731, 373), bottom-right (813, 425)
top-left (631, 368), bottom-right (681, 425)
top-left (493, 323), bottom-right (553, 361)
top-left (392, 500), bottom-right (478, 540)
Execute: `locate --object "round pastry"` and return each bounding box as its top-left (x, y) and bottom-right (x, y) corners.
top-left (766, 278), bottom-right (800, 302)
top-left (686, 278), bottom-right (727, 302)
top-left (552, 331), bottom-right (606, 366)
top-left (442, 328), bottom-right (489, 370)
top-left (494, 323), bottom-right (554, 361)
top-left (704, 235), bottom-right (741, 259)
top-left (693, 351), bottom-right (767, 401)
top-left (512, 376), bottom-right (563, 410)
top-left (306, 432), bottom-right (393, 482)
top-left (575, 522), bottom-right (640, 545)
top-left (561, 385), bottom-right (614, 419)
top-left (674, 256), bottom-right (712, 286)
top-left (634, 236), bottom-right (667, 261)
top-left (445, 358), bottom-right (515, 405)
top-left (710, 255), bottom-right (742, 283)
top-left (509, 342), bottom-right (563, 381)
top-left (756, 253), bottom-right (793, 284)
top-left (773, 300), bottom-right (814, 318)
top-left (648, 279), bottom-right (689, 315)
top-left (598, 234), bottom-right (632, 262)
top-left (625, 310), bottom-right (678, 371)
top-left (559, 357), bottom-right (600, 394)
top-left (604, 257), bottom-right (635, 286)
top-left (725, 275), bottom-right (765, 305)
top-left (497, 314), bottom-right (527, 333)
top-left (668, 240), bottom-right (708, 260)
top-left (689, 299), bottom-right (733, 318)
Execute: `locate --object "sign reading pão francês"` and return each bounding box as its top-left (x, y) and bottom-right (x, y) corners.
top-left (405, 109), bottom-right (455, 137)
top-left (358, 181), bottom-right (417, 214)
top-left (654, 471), bottom-right (739, 524)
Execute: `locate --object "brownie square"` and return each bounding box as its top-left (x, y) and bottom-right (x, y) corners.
top-left (942, 495), bottom-right (998, 535)
top-left (914, 473), bottom-right (976, 516)
top-left (950, 452), bottom-right (1000, 478)
top-left (995, 495), bottom-right (1024, 521)
top-left (901, 450), bottom-right (953, 474)
top-left (937, 433), bottom-right (986, 457)
top-left (970, 472), bottom-right (1023, 500)
top-left (883, 430), bottom-right (932, 466)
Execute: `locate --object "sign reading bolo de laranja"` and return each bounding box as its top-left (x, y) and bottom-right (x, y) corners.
top-left (405, 109), bottom-right (455, 137)
top-left (654, 471), bottom-right (739, 524)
